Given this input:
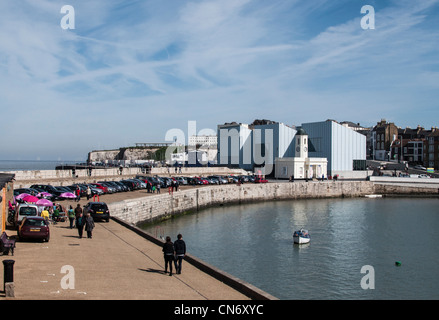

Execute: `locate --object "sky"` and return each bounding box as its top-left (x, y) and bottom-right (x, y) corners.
top-left (1, 0), bottom-right (438, 161)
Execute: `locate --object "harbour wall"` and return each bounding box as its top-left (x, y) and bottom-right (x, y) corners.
top-left (8, 167), bottom-right (247, 188)
top-left (108, 181), bottom-right (439, 226)
top-left (108, 181), bottom-right (377, 225)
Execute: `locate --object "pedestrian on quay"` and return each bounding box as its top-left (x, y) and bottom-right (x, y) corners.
top-left (76, 212), bottom-right (85, 239)
top-left (86, 185), bottom-right (92, 200)
top-left (174, 234), bottom-right (186, 274)
top-left (68, 205), bottom-right (75, 228)
top-left (52, 205), bottom-right (60, 224)
top-left (84, 212), bottom-right (95, 239)
top-left (162, 236), bottom-right (175, 276)
top-left (74, 203), bottom-right (82, 217)
top-left (41, 207), bottom-right (50, 222)
top-left (76, 186), bottom-right (81, 202)
top-left (156, 183), bottom-right (160, 194)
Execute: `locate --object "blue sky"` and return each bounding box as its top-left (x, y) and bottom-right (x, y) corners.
top-left (1, 0), bottom-right (438, 161)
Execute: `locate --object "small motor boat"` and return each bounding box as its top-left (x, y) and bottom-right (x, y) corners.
top-left (293, 228), bottom-right (310, 244)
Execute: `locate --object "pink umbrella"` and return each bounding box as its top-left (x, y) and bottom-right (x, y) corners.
top-left (60, 192), bottom-right (77, 199)
top-left (23, 195), bottom-right (39, 203)
top-left (36, 198), bottom-right (53, 207)
top-left (16, 193), bottom-right (31, 200)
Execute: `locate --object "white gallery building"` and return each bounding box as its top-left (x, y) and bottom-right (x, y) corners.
top-left (217, 119), bottom-right (367, 178)
top-left (275, 128), bottom-right (328, 179)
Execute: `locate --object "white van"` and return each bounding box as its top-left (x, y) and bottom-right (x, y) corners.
top-left (15, 204), bottom-right (41, 227)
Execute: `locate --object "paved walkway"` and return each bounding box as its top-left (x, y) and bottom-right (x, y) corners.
top-left (1, 219), bottom-right (249, 300)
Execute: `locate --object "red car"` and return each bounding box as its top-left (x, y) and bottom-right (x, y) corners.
top-left (195, 177), bottom-right (209, 185)
top-left (254, 177), bottom-right (268, 183)
top-left (90, 183), bottom-right (109, 193)
top-left (18, 216), bottom-right (50, 242)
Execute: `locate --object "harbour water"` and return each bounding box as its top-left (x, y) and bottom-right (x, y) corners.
top-left (141, 197), bottom-right (439, 300)
top-left (0, 160), bottom-right (80, 171)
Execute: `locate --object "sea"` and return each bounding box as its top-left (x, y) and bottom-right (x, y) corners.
top-left (0, 160), bottom-right (81, 172)
top-left (140, 197), bottom-right (439, 300)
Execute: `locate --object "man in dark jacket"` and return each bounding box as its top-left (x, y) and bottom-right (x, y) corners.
top-left (173, 234), bottom-right (186, 274)
top-left (163, 236), bottom-right (175, 276)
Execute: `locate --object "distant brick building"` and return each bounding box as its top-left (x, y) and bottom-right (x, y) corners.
top-left (425, 129), bottom-right (439, 170)
top-left (372, 119), bottom-right (398, 160)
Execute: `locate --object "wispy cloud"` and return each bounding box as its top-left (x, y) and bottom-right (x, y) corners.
top-left (1, 0), bottom-right (438, 160)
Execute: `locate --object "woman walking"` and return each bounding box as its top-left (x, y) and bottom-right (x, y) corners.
top-left (68, 205), bottom-right (75, 229)
top-left (162, 236), bottom-right (175, 276)
top-left (84, 213), bottom-right (95, 239)
top-left (76, 212), bottom-right (85, 239)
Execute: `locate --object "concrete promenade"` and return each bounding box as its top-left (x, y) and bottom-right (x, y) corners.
top-left (0, 218), bottom-right (253, 300)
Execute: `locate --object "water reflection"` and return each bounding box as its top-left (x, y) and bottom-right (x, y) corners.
top-left (141, 198), bottom-right (439, 299)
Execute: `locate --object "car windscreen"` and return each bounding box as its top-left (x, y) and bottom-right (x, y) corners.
top-left (19, 207), bottom-right (37, 216)
top-left (24, 219), bottom-right (46, 226)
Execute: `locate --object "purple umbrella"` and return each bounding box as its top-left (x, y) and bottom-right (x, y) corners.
top-left (60, 192), bottom-right (77, 199)
top-left (36, 198), bottom-right (53, 207)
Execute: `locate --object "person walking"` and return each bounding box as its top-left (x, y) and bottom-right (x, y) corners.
top-left (162, 236), bottom-right (175, 276)
top-left (74, 203), bottom-right (82, 217)
top-left (52, 205), bottom-right (60, 224)
top-left (86, 185), bottom-right (92, 200)
top-left (84, 212), bottom-right (95, 239)
top-left (75, 186), bottom-right (81, 202)
top-left (76, 212), bottom-right (85, 239)
top-left (173, 234), bottom-right (186, 274)
top-left (41, 207), bottom-right (50, 222)
top-left (67, 205), bottom-right (75, 228)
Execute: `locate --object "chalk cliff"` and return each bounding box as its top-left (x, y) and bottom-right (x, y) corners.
top-left (88, 147), bottom-right (159, 162)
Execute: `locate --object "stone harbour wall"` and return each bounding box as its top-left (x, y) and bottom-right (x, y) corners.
top-left (108, 181), bottom-right (377, 225)
top-left (8, 167), bottom-right (247, 188)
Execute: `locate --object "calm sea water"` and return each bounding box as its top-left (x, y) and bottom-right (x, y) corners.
top-left (0, 160), bottom-right (80, 171)
top-left (141, 197), bottom-right (439, 300)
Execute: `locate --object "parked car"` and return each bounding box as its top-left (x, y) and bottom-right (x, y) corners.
top-left (130, 178), bottom-right (147, 189)
top-left (83, 202), bottom-right (110, 222)
top-left (18, 216), bottom-right (50, 242)
top-left (14, 188), bottom-right (40, 197)
top-left (70, 184), bottom-right (88, 196)
top-left (206, 176), bottom-right (219, 184)
top-left (89, 183), bottom-right (109, 194)
top-left (211, 176), bottom-right (228, 184)
top-left (30, 184), bottom-right (63, 199)
top-left (414, 165), bottom-right (427, 171)
top-left (112, 181), bottom-right (129, 192)
top-left (254, 177), bottom-right (268, 183)
top-left (86, 184), bottom-right (104, 196)
top-left (175, 177), bottom-right (188, 185)
top-left (105, 181), bottom-right (125, 192)
top-left (120, 180), bottom-right (137, 190)
top-left (97, 182), bottom-right (117, 194)
top-left (15, 204), bottom-right (41, 227)
top-left (196, 177), bottom-right (209, 185)
top-left (227, 176), bottom-right (239, 183)
top-left (186, 177), bottom-right (198, 185)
